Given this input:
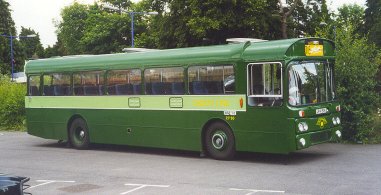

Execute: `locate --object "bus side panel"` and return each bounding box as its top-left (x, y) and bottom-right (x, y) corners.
top-left (87, 109), bottom-right (202, 151)
top-left (26, 108), bottom-right (68, 140)
top-left (232, 107), bottom-right (294, 154)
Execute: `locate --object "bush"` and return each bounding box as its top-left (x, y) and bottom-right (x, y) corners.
top-left (369, 108), bottom-right (381, 143)
top-left (0, 74), bottom-right (26, 130)
top-left (335, 26), bottom-right (381, 143)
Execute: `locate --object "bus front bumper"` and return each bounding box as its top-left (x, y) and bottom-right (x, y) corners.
top-left (295, 127), bottom-right (342, 150)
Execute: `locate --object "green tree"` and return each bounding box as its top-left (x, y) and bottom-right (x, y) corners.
top-left (138, 0), bottom-right (281, 49)
top-left (57, 2), bottom-right (89, 55)
top-left (287, 0), bottom-right (332, 38)
top-left (19, 27), bottom-right (45, 59)
top-left (337, 4), bottom-right (365, 34)
top-left (0, 0), bottom-right (16, 74)
top-left (80, 4), bottom-right (130, 54)
top-left (44, 36), bottom-right (66, 58)
top-left (364, 0), bottom-right (381, 48)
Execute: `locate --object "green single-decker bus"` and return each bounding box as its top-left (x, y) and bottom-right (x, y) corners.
top-left (25, 38), bottom-right (342, 160)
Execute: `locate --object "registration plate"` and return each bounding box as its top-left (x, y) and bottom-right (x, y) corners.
top-left (316, 108), bottom-right (328, 115)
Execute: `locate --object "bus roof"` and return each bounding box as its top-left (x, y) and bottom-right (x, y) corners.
top-left (25, 38), bottom-right (334, 74)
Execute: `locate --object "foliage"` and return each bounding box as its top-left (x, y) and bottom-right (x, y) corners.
top-left (80, 4), bottom-right (130, 54)
top-left (364, 0), bottom-right (381, 48)
top-left (0, 74), bottom-right (26, 130)
top-left (336, 31), bottom-right (379, 142)
top-left (19, 27), bottom-right (45, 59)
top-left (137, 0), bottom-right (282, 48)
top-left (57, 2), bottom-right (145, 54)
top-left (0, 0), bottom-right (16, 74)
top-left (336, 4), bottom-right (365, 34)
top-left (57, 2), bottom-right (89, 55)
top-left (315, 5), bottom-right (381, 143)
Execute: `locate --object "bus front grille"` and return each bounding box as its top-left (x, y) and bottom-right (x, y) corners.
top-left (311, 131), bottom-right (331, 144)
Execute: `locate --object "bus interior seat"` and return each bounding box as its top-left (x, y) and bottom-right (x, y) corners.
top-left (84, 85), bottom-right (102, 95)
top-left (43, 85), bottom-right (54, 96)
top-left (74, 86), bottom-right (84, 95)
top-left (116, 84), bottom-right (133, 95)
top-left (151, 82), bottom-right (165, 95)
top-left (107, 85), bottom-right (117, 95)
top-left (132, 84), bottom-right (141, 95)
top-left (171, 82), bottom-right (184, 95)
top-left (54, 85), bottom-right (70, 96)
top-left (192, 81), bottom-right (208, 94)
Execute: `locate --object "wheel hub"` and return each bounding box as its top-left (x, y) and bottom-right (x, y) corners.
top-left (212, 132), bottom-right (227, 150)
top-left (79, 130), bottom-right (85, 139)
top-left (76, 127), bottom-right (85, 141)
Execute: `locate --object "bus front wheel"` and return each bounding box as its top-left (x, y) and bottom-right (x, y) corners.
top-left (205, 122), bottom-right (235, 160)
top-left (69, 118), bottom-right (90, 149)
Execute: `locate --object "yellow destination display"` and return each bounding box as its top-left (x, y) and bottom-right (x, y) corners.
top-left (305, 44), bottom-right (324, 56)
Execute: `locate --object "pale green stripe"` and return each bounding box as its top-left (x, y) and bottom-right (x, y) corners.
top-left (25, 95), bottom-right (246, 111)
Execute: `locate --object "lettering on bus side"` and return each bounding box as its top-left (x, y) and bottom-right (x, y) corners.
top-left (192, 99), bottom-right (230, 107)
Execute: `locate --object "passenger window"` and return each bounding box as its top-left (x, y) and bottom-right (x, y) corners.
top-left (42, 74), bottom-right (71, 96)
top-left (73, 71), bottom-right (104, 96)
top-left (107, 69), bottom-right (141, 95)
top-left (144, 67), bottom-right (184, 95)
top-left (28, 75), bottom-right (41, 96)
top-left (188, 65), bottom-right (235, 95)
top-left (247, 63), bottom-right (283, 106)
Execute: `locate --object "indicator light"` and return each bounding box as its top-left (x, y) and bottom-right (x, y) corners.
top-left (299, 110), bottom-right (305, 117)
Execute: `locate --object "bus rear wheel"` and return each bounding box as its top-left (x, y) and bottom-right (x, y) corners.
top-left (69, 118), bottom-right (90, 149)
top-left (205, 122), bottom-right (235, 160)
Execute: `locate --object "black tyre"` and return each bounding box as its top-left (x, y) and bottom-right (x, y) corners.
top-left (69, 118), bottom-right (90, 149)
top-left (205, 122), bottom-right (236, 160)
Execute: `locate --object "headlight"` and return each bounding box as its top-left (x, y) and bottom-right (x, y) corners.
top-left (336, 117), bottom-right (341, 125)
top-left (298, 123), bottom-right (304, 132)
top-left (298, 122), bottom-right (308, 132)
top-left (299, 138), bottom-right (306, 147)
top-left (336, 130), bottom-right (342, 138)
top-left (302, 122), bottom-right (309, 131)
top-left (332, 117), bottom-right (341, 125)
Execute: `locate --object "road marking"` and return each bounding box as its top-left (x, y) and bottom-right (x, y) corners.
top-left (120, 183), bottom-right (170, 194)
top-left (29, 180), bottom-right (75, 189)
top-left (0, 133), bottom-right (4, 136)
top-left (229, 188), bottom-right (285, 195)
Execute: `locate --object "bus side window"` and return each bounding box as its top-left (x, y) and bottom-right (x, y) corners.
top-left (107, 69), bottom-right (141, 95)
top-left (28, 75), bottom-right (41, 96)
top-left (43, 74), bottom-right (71, 96)
top-left (188, 65), bottom-right (235, 95)
top-left (74, 71), bottom-right (104, 96)
top-left (144, 67), bottom-right (184, 95)
top-left (247, 63), bottom-right (283, 107)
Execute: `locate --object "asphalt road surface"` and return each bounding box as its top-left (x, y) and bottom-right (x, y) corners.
top-left (1, 131), bottom-right (380, 195)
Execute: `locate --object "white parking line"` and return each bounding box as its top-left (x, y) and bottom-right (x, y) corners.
top-left (29, 180), bottom-right (75, 189)
top-left (120, 183), bottom-right (170, 194)
top-left (229, 188), bottom-right (285, 195)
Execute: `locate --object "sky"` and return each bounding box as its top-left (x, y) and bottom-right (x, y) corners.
top-left (8, 0), bottom-right (366, 48)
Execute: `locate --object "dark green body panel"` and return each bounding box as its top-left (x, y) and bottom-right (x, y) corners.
top-left (25, 38), bottom-right (340, 154)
